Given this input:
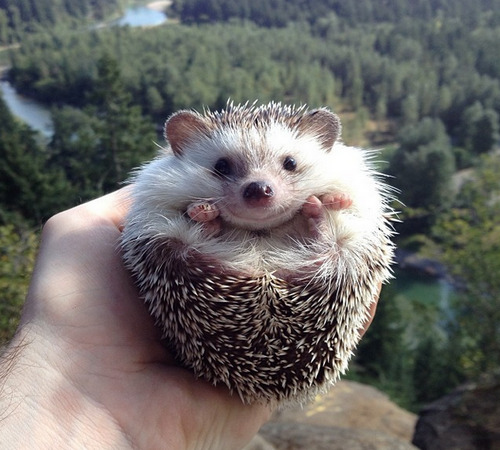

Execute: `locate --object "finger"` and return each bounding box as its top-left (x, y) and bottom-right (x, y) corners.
top-left (301, 195), bottom-right (323, 219)
top-left (77, 186), bottom-right (133, 231)
top-left (359, 282), bottom-right (382, 337)
top-left (24, 188), bottom-right (134, 321)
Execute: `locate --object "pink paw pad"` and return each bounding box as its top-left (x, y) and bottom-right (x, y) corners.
top-left (302, 195), bottom-right (324, 220)
top-left (200, 217), bottom-right (222, 236)
top-left (187, 202), bottom-right (220, 223)
top-left (321, 193), bottom-right (353, 210)
top-left (302, 196), bottom-right (324, 237)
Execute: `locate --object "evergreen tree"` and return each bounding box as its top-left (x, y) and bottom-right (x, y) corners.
top-left (0, 9), bottom-right (10, 43)
top-left (388, 118), bottom-right (455, 212)
top-left (48, 106), bottom-right (101, 200)
top-left (0, 94), bottom-right (70, 224)
top-left (434, 154), bottom-right (500, 376)
top-left (88, 53), bottom-right (156, 191)
top-left (0, 0), bottom-right (120, 43)
top-left (355, 285), bottom-right (416, 408)
top-left (49, 53), bottom-right (156, 198)
top-left (459, 102), bottom-right (500, 155)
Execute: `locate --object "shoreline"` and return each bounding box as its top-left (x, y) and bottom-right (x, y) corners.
top-left (395, 248), bottom-right (449, 279)
top-left (147, 1), bottom-right (171, 12)
top-left (0, 66), bottom-right (9, 80)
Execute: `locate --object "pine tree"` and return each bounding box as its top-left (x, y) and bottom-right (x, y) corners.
top-left (49, 53), bottom-right (157, 199)
top-left (0, 94), bottom-right (70, 224)
top-left (460, 102), bottom-right (500, 155)
top-left (87, 53), bottom-right (156, 192)
top-left (388, 118), bottom-right (456, 212)
top-left (434, 154), bottom-right (500, 378)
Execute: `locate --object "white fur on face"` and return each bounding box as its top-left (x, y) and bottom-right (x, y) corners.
top-left (123, 117), bottom-right (394, 276)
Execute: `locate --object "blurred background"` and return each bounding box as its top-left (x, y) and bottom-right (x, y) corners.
top-left (1, 1), bottom-right (499, 447)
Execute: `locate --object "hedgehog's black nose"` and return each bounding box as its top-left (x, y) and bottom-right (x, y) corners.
top-left (243, 181), bottom-right (275, 205)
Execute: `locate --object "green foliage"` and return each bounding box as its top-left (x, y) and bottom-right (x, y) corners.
top-left (0, 0), bottom-right (120, 44)
top-left (48, 53), bottom-right (157, 200)
top-left (0, 94), bottom-right (72, 225)
top-left (85, 53), bottom-right (157, 191)
top-left (0, 225), bottom-right (38, 344)
top-left (171, 0), bottom-right (500, 27)
top-left (412, 334), bottom-right (463, 405)
top-left (388, 118), bottom-right (455, 212)
top-left (356, 269), bottom-right (465, 410)
top-left (8, 5), bottom-right (500, 173)
top-left (433, 154), bottom-right (500, 378)
top-left (354, 286), bottom-right (417, 408)
top-left (9, 23), bottom-right (343, 117)
top-left (458, 102), bottom-right (500, 155)
top-left (48, 106), bottom-right (106, 201)
top-left (1, 51), bottom-right (156, 225)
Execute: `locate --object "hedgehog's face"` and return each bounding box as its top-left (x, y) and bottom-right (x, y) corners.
top-left (164, 105), bottom-right (341, 231)
top-left (201, 125), bottom-right (309, 230)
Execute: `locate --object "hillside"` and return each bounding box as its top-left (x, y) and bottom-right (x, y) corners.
top-left (0, 0), bottom-right (120, 44)
top-left (170, 0), bottom-right (500, 27)
top-left (0, 0), bottom-right (499, 416)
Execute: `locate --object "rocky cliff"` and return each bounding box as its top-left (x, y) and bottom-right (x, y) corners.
top-left (412, 371), bottom-right (500, 449)
top-left (244, 380), bottom-right (417, 450)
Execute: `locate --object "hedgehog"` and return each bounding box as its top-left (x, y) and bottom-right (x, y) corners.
top-left (121, 101), bottom-right (395, 407)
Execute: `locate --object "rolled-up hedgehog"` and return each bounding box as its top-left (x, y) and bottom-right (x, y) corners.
top-left (121, 101), bottom-right (395, 406)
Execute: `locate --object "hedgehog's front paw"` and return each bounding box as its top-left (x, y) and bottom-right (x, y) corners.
top-left (302, 195), bottom-right (324, 237)
top-left (187, 202), bottom-right (221, 236)
top-left (199, 217), bottom-right (222, 237)
top-left (302, 193), bottom-right (353, 236)
top-left (187, 201), bottom-right (220, 222)
top-left (320, 193), bottom-right (353, 210)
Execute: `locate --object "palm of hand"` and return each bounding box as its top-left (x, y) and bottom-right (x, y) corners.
top-left (13, 189), bottom-right (269, 449)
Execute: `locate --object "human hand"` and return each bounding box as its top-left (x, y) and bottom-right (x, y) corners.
top-left (0, 188), bottom-right (271, 449)
top-left (0, 188), bottom-right (379, 449)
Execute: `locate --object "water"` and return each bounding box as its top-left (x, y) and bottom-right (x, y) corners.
top-left (0, 80), bottom-right (54, 138)
top-left (389, 268), bottom-right (457, 316)
top-left (113, 6), bottom-right (167, 27)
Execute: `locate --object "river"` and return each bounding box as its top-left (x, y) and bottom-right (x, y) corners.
top-left (390, 268), bottom-right (457, 318)
top-left (0, 3), bottom-right (168, 137)
top-left (0, 80), bottom-right (54, 137)
top-left (112, 5), bottom-right (167, 27)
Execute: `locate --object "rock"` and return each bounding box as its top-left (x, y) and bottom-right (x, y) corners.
top-left (272, 379), bottom-right (417, 442)
top-left (395, 249), bottom-right (448, 278)
top-left (412, 371), bottom-right (500, 449)
top-left (260, 422), bottom-right (416, 450)
top-left (243, 434), bottom-right (276, 450)
top-left (245, 380), bottom-right (418, 450)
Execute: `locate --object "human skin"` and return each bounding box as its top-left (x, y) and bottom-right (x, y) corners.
top-left (0, 188), bottom-right (378, 449)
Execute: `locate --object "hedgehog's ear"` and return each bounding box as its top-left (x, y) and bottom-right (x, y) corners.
top-left (165, 111), bottom-right (211, 155)
top-left (296, 109), bottom-right (341, 152)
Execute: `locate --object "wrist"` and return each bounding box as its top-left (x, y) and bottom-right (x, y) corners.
top-left (0, 325), bottom-right (131, 449)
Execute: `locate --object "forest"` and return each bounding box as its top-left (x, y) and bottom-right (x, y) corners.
top-left (170, 0), bottom-right (500, 27)
top-left (1, 0), bottom-right (500, 410)
top-left (0, 0), bottom-right (121, 44)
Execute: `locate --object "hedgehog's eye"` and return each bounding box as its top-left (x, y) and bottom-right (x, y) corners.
top-left (283, 156), bottom-right (297, 172)
top-left (214, 158), bottom-right (232, 177)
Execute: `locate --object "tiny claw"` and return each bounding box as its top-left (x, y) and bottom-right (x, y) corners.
top-left (302, 193), bottom-right (352, 237)
top-left (187, 202), bottom-right (220, 223)
top-left (320, 193), bottom-right (353, 211)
